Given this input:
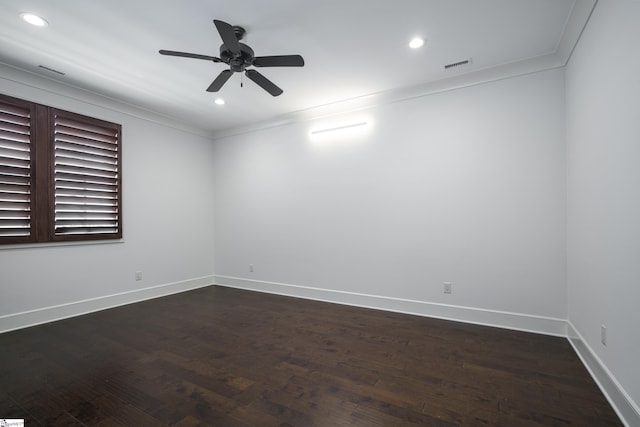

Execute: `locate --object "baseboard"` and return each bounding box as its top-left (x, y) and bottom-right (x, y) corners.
top-left (212, 275), bottom-right (567, 337)
top-left (0, 275), bottom-right (215, 333)
top-left (567, 322), bottom-right (640, 427)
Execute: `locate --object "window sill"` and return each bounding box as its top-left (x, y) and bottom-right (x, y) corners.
top-left (0, 239), bottom-right (124, 251)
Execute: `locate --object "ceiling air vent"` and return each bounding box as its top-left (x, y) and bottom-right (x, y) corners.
top-left (38, 65), bottom-right (65, 75)
top-left (444, 58), bottom-right (471, 70)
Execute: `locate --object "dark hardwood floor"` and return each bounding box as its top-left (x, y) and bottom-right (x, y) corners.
top-left (0, 286), bottom-right (622, 426)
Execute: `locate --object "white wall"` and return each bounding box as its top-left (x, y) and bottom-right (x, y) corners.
top-left (213, 68), bottom-right (567, 330)
top-left (0, 65), bottom-right (216, 330)
top-left (566, 0), bottom-right (640, 418)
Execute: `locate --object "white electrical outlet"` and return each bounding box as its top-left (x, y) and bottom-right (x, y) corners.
top-left (601, 325), bottom-right (607, 346)
top-left (135, 271), bottom-right (142, 281)
top-left (444, 282), bottom-right (452, 294)
top-left (249, 264), bottom-right (254, 272)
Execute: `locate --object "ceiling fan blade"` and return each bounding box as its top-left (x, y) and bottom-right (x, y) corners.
top-left (253, 55), bottom-right (305, 67)
top-left (207, 70), bottom-right (234, 92)
top-left (245, 70), bottom-right (283, 96)
top-left (159, 50), bottom-right (222, 62)
top-left (214, 19), bottom-right (241, 55)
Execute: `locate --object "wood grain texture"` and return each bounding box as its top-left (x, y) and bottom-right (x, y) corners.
top-left (0, 286), bottom-right (622, 426)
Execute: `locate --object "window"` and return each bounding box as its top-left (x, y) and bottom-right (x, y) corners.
top-left (0, 93), bottom-right (122, 244)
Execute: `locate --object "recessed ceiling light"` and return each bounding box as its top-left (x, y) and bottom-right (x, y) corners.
top-left (20, 12), bottom-right (48, 27)
top-left (409, 37), bottom-right (424, 49)
top-left (214, 98), bottom-right (225, 105)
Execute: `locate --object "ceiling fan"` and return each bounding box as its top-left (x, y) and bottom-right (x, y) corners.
top-left (159, 19), bottom-right (304, 97)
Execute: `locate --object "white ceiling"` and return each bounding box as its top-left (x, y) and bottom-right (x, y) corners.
top-left (0, 0), bottom-right (594, 136)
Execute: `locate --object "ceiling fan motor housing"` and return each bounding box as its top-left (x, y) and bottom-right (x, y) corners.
top-left (220, 43), bottom-right (254, 72)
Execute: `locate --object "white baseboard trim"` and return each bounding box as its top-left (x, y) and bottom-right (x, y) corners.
top-left (0, 275), bottom-right (215, 333)
top-left (212, 275), bottom-right (567, 337)
top-left (567, 322), bottom-right (639, 427)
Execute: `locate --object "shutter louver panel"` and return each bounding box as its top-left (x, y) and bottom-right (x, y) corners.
top-left (53, 113), bottom-right (121, 238)
top-left (0, 100), bottom-right (32, 239)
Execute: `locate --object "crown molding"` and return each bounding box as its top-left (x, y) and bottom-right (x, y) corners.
top-left (210, 53), bottom-right (564, 140)
top-left (555, 0), bottom-right (598, 65)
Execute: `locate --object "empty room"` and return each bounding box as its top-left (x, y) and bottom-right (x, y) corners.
top-left (0, 0), bottom-right (638, 426)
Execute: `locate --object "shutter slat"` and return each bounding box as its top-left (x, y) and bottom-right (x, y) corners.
top-left (0, 182), bottom-right (30, 193)
top-left (55, 220), bottom-right (117, 227)
top-left (0, 229), bottom-right (31, 237)
top-left (56, 188), bottom-right (117, 199)
top-left (56, 211), bottom-right (118, 220)
top-left (55, 117), bottom-right (118, 138)
top-left (0, 156), bottom-right (30, 169)
top-left (0, 192), bottom-right (30, 202)
top-left (55, 154), bottom-right (118, 172)
top-left (0, 120), bottom-right (30, 136)
top-left (0, 111), bottom-right (30, 127)
top-left (56, 180), bottom-right (115, 192)
top-left (0, 128), bottom-right (31, 144)
top-left (0, 146), bottom-right (30, 160)
top-left (55, 204), bottom-right (117, 213)
top-left (56, 140), bottom-right (118, 157)
top-left (0, 138), bottom-right (30, 153)
top-left (0, 201), bottom-right (31, 211)
top-left (0, 165), bottom-right (31, 179)
top-left (0, 102), bottom-right (31, 118)
top-left (55, 147), bottom-right (118, 164)
top-left (0, 174), bottom-right (31, 185)
top-left (55, 195), bottom-right (118, 206)
top-left (54, 227), bottom-right (118, 235)
top-left (56, 121), bottom-right (117, 141)
top-left (56, 173), bottom-right (117, 187)
top-left (0, 209), bottom-right (31, 217)
top-left (55, 132), bottom-right (118, 151)
top-left (55, 164), bottom-right (118, 179)
top-left (0, 219), bottom-right (31, 227)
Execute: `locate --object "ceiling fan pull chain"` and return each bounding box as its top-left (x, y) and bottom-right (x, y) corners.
top-left (241, 72), bottom-right (244, 88)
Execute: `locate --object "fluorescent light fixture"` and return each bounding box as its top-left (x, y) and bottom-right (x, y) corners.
top-left (214, 98), bottom-right (225, 105)
top-left (310, 121), bottom-right (368, 135)
top-left (409, 37), bottom-right (424, 49)
top-left (20, 12), bottom-right (48, 27)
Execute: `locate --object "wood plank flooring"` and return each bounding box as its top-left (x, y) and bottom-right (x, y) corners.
top-left (0, 286), bottom-right (622, 426)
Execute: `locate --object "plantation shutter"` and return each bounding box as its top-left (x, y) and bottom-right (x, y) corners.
top-left (52, 110), bottom-right (122, 240)
top-left (0, 98), bottom-right (34, 242)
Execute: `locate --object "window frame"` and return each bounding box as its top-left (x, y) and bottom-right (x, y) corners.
top-left (0, 93), bottom-right (122, 245)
